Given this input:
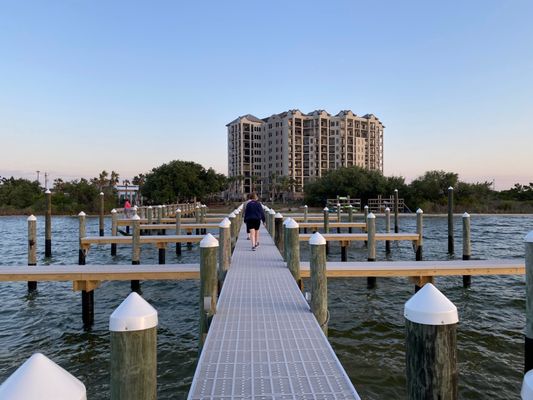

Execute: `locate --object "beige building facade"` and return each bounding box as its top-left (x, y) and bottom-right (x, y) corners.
top-left (227, 109), bottom-right (384, 199)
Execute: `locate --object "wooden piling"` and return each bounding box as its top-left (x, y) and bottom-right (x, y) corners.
top-left (394, 188), bottom-right (399, 233)
top-left (310, 232), bottom-right (328, 336)
top-left (448, 187), bottom-right (454, 254)
top-left (274, 213), bottom-right (284, 254)
top-left (195, 206), bottom-right (200, 235)
top-left (45, 189), bottom-right (52, 257)
top-left (524, 231), bottom-right (533, 372)
top-left (228, 212), bottom-right (236, 251)
top-left (336, 203), bottom-right (341, 233)
top-left (367, 212), bottom-right (376, 289)
top-left (27, 215), bottom-right (37, 292)
top-left (286, 218), bottom-right (302, 290)
top-left (416, 209), bottom-right (424, 261)
top-left (174, 208), bottom-right (182, 255)
top-left (405, 283), bottom-right (458, 399)
top-left (111, 209), bottom-right (118, 256)
top-left (385, 207), bottom-right (391, 253)
top-left (462, 212), bottom-right (471, 288)
top-left (218, 218), bottom-right (231, 286)
top-left (323, 207), bottom-right (329, 254)
top-left (78, 211), bottom-right (93, 327)
top-left (269, 209), bottom-right (276, 237)
top-left (199, 234), bottom-right (218, 352)
top-left (78, 211), bottom-right (87, 266)
top-left (99, 192), bottom-right (105, 237)
top-left (348, 204), bottom-right (353, 233)
top-left (110, 292), bottom-right (157, 400)
top-left (131, 215), bottom-right (141, 294)
top-left (147, 206), bottom-right (153, 225)
top-left (157, 206), bottom-right (163, 235)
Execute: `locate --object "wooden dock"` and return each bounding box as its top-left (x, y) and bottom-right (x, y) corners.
top-left (188, 224), bottom-right (361, 399)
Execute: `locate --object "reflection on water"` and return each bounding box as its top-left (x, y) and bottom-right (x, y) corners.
top-left (0, 214), bottom-right (532, 399)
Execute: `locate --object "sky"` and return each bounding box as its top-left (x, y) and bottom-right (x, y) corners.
top-left (0, 0), bottom-right (532, 190)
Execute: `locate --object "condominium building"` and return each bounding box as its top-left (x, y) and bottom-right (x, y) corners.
top-left (227, 109), bottom-right (384, 199)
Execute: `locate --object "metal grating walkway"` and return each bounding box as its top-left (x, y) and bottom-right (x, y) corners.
top-left (188, 224), bottom-right (360, 399)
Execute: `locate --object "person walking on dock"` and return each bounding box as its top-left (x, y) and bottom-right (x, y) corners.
top-left (124, 199), bottom-right (132, 218)
top-left (244, 192), bottom-right (265, 251)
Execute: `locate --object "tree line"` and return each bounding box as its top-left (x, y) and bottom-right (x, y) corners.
top-left (303, 167), bottom-right (533, 213)
top-left (0, 160), bottom-right (228, 215)
top-left (1, 162), bottom-right (532, 214)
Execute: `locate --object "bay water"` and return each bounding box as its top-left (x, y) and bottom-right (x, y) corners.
top-left (0, 214), bottom-right (531, 399)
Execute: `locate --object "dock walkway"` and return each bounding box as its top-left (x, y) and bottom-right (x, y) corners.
top-left (188, 225), bottom-right (360, 399)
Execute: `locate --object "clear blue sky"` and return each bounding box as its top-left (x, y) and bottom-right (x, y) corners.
top-left (1, 0), bottom-right (531, 190)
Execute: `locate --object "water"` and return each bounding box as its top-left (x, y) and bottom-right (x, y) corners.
top-left (0, 214), bottom-right (531, 399)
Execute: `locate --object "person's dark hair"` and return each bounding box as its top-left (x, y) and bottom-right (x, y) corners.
top-left (248, 192), bottom-right (258, 200)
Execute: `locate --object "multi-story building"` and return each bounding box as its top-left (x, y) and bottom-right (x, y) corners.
top-left (227, 109), bottom-right (384, 199)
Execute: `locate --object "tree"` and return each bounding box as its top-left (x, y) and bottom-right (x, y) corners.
top-left (141, 160), bottom-right (228, 203)
top-left (409, 171), bottom-right (459, 205)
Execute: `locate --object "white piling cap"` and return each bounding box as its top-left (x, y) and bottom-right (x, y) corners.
top-left (109, 292), bottom-right (158, 332)
top-left (111, 209), bottom-right (117, 214)
top-left (200, 233), bottom-right (219, 248)
top-left (195, 205), bottom-right (200, 209)
top-left (394, 189), bottom-right (398, 192)
top-left (219, 217), bottom-right (231, 228)
top-left (336, 203), bottom-right (341, 207)
top-left (0, 353), bottom-right (86, 400)
top-left (304, 205), bottom-right (308, 208)
top-left (148, 205), bottom-right (152, 209)
top-left (323, 207), bottom-right (329, 211)
top-left (45, 189), bottom-right (51, 194)
top-left (131, 214), bottom-right (140, 221)
top-left (364, 205), bottom-right (369, 209)
top-left (78, 211), bottom-right (86, 217)
top-left (448, 186), bottom-right (454, 190)
top-left (275, 212), bottom-right (283, 219)
top-left (228, 212), bottom-right (236, 218)
top-left (367, 212), bottom-right (376, 219)
top-left (404, 283), bottom-right (458, 325)
top-left (133, 205), bottom-right (138, 210)
top-left (385, 207), bottom-right (390, 211)
top-left (176, 208), bottom-right (181, 213)
top-left (348, 204), bottom-right (353, 208)
top-left (525, 231), bottom-right (533, 243)
top-left (463, 212), bottom-right (470, 218)
top-left (158, 205), bottom-right (162, 208)
top-left (202, 204), bottom-right (207, 208)
top-left (269, 209), bottom-right (276, 215)
top-left (285, 218), bottom-right (299, 229)
top-left (100, 192), bottom-right (104, 196)
top-left (416, 208), bottom-right (423, 214)
top-left (309, 232), bottom-right (326, 246)
top-left (27, 215), bottom-right (37, 222)
top-left (521, 370), bottom-right (533, 399)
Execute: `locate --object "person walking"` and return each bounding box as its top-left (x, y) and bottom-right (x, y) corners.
top-left (243, 192), bottom-right (265, 251)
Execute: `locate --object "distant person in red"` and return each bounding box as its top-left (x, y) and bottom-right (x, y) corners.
top-left (243, 192), bottom-right (265, 251)
top-left (124, 199), bottom-right (132, 218)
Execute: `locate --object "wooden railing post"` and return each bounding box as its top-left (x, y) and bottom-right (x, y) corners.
top-left (199, 234), bottom-right (219, 352)
top-left (218, 218), bottom-right (231, 287)
top-left (310, 232), bottom-right (328, 336)
top-left (286, 218), bottom-right (302, 290)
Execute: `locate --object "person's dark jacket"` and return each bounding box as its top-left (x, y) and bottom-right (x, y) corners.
top-left (244, 200), bottom-right (265, 223)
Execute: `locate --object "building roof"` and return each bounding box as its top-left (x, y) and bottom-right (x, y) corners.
top-left (226, 114), bottom-right (264, 126)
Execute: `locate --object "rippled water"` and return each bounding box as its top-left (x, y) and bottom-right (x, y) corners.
top-left (0, 214), bottom-right (532, 399)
